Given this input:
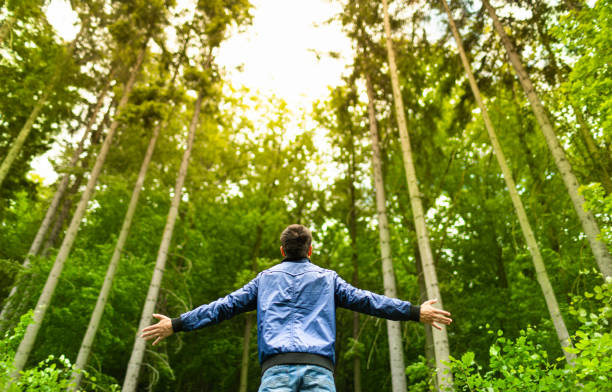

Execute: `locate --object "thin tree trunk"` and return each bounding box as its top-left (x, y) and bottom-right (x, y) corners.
top-left (10, 43), bottom-right (147, 377)
top-left (415, 249), bottom-right (436, 388)
top-left (238, 313), bottom-right (255, 392)
top-left (381, 1), bottom-right (452, 388)
top-left (364, 72), bottom-right (407, 392)
top-left (122, 90), bottom-right (203, 392)
top-left (348, 129), bottom-right (362, 392)
top-left (0, 87), bottom-right (54, 186)
top-left (70, 117), bottom-right (164, 390)
top-left (482, 0), bottom-right (612, 279)
top-left (0, 20), bottom-right (87, 187)
top-left (441, 0), bottom-right (576, 363)
top-left (0, 74), bottom-right (113, 329)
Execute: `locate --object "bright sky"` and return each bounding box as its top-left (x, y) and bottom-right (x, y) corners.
top-left (34, 0), bottom-right (353, 185)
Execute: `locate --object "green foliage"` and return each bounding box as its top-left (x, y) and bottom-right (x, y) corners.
top-left (405, 356), bottom-right (433, 392)
top-left (447, 280), bottom-right (612, 391)
top-left (553, 0), bottom-right (612, 135)
top-left (582, 183), bottom-right (612, 248)
top-left (0, 311), bottom-right (120, 391)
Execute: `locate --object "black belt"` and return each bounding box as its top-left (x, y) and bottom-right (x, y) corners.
top-left (261, 353), bottom-right (334, 375)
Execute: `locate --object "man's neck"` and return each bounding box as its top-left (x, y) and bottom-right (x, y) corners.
top-left (282, 256), bottom-right (310, 262)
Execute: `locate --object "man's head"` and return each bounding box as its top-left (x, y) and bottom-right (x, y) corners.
top-left (280, 224), bottom-right (313, 259)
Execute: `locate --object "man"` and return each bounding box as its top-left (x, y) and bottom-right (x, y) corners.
top-left (141, 224), bottom-right (452, 391)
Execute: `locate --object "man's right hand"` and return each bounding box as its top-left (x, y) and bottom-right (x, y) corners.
top-left (419, 299), bottom-right (452, 330)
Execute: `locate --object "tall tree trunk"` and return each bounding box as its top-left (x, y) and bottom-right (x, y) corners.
top-left (238, 313), bottom-right (255, 392)
top-left (415, 249), bottom-right (436, 388)
top-left (0, 73), bottom-right (113, 330)
top-left (364, 72), bottom-right (407, 392)
top-left (0, 20), bottom-right (87, 187)
top-left (482, 0), bottom-right (612, 279)
top-left (70, 117), bottom-right (164, 390)
top-left (381, 1), bottom-right (452, 388)
top-left (11, 43), bottom-right (147, 377)
top-left (122, 90), bottom-right (203, 392)
top-left (441, 0), bottom-right (576, 364)
top-left (348, 126), bottom-right (362, 392)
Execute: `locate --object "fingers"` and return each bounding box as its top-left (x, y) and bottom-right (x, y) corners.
top-left (434, 308), bottom-right (451, 317)
top-left (432, 322), bottom-right (442, 330)
top-left (141, 325), bottom-right (157, 333)
top-left (141, 329), bottom-right (158, 339)
top-left (152, 313), bottom-right (167, 320)
top-left (424, 298), bottom-right (438, 306)
top-left (152, 336), bottom-right (163, 346)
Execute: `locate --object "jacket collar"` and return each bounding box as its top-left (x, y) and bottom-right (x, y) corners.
top-left (282, 256), bottom-right (311, 263)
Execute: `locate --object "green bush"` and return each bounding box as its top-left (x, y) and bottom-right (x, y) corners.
top-left (0, 312), bottom-right (120, 391)
top-left (446, 279), bottom-right (611, 391)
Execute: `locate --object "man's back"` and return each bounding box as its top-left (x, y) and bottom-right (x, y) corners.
top-left (258, 259), bottom-right (337, 365)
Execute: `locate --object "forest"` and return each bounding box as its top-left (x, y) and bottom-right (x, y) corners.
top-left (0, 0), bottom-right (611, 391)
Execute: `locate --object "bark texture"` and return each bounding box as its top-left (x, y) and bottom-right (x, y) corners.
top-left (122, 91), bottom-right (202, 392)
top-left (482, 0), bottom-right (612, 279)
top-left (381, 0), bottom-right (452, 388)
top-left (442, 0), bottom-right (576, 364)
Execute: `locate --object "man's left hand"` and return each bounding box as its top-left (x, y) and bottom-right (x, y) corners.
top-left (141, 313), bottom-right (173, 345)
top-left (419, 299), bottom-right (452, 330)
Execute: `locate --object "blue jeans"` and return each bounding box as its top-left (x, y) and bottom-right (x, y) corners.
top-left (258, 364), bottom-right (336, 392)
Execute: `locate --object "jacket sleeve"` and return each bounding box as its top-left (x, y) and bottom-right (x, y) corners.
top-left (334, 273), bottom-right (420, 322)
top-left (172, 275), bottom-right (259, 332)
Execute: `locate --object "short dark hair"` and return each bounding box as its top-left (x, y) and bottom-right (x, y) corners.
top-left (280, 224), bottom-right (312, 258)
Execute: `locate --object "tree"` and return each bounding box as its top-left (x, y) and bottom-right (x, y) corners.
top-left (69, 53), bottom-right (183, 390)
top-left (11, 38), bottom-right (149, 378)
top-left (365, 71), bottom-right (408, 392)
top-left (482, 0), bottom-right (612, 279)
top-left (0, 70), bottom-right (115, 332)
top-left (440, 0), bottom-right (576, 364)
top-left (121, 74), bottom-right (204, 392)
top-left (381, 0), bottom-right (453, 388)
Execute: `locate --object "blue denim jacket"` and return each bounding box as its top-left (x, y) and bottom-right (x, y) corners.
top-left (173, 258), bottom-right (420, 365)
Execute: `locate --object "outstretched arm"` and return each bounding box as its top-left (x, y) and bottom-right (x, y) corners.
top-left (141, 314), bottom-right (173, 346)
top-left (335, 274), bottom-right (452, 328)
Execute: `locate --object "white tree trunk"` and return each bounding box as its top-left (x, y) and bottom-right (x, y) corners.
top-left (122, 91), bottom-right (203, 392)
top-left (10, 44), bottom-right (147, 377)
top-left (482, 0), bottom-right (612, 279)
top-left (441, 0), bottom-right (576, 364)
top-left (365, 73), bottom-right (407, 392)
top-left (0, 72), bottom-right (114, 329)
top-left (381, 0), bottom-right (453, 388)
top-left (70, 116), bottom-right (164, 390)
top-left (0, 87), bottom-right (53, 187)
